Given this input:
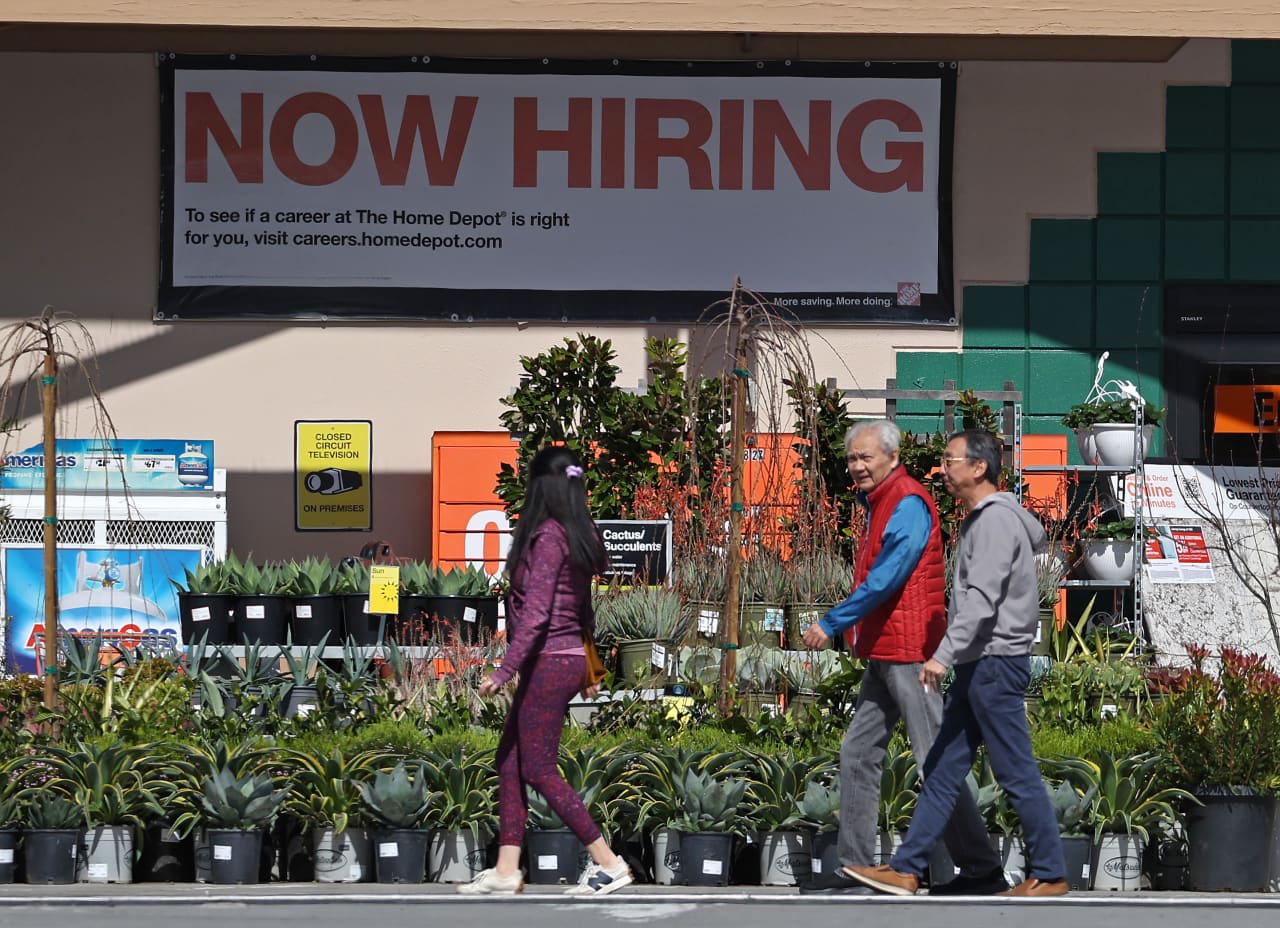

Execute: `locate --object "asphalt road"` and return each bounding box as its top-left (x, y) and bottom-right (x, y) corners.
top-left (2, 885), bottom-right (1279, 928)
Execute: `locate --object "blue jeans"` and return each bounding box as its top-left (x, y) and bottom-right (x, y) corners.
top-left (890, 655), bottom-right (1064, 881)
top-left (838, 660), bottom-right (1000, 876)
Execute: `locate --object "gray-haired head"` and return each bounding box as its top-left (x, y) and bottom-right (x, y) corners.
top-left (845, 419), bottom-right (901, 456)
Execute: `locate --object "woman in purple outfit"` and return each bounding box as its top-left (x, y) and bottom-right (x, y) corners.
top-left (460, 446), bottom-right (634, 897)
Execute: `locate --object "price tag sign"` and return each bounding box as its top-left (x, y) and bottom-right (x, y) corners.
top-left (369, 565), bottom-right (400, 614)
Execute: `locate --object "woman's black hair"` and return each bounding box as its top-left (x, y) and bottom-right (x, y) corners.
top-left (505, 446), bottom-right (606, 574)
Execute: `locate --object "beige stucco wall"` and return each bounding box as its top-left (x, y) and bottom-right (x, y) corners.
top-left (0, 39), bottom-right (1230, 559)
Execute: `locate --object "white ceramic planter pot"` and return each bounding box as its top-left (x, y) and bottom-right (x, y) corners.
top-left (1091, 833), bottom-right (1144, 891)
top-left (1074, 429), bottom-right (1098, 465)
top-left (1082, 539), bottom-right (1136, 581)
top-left (1090, 423), bottom-right (1155, 467)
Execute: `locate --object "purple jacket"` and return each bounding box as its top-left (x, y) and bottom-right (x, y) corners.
top-left (490, 519), bottom-right (591, 685)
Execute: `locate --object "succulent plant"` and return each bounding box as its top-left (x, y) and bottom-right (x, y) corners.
top-left (794, 778), bottom-right (841, 833)
top-left (357, 762), bottom-right (437, 829)
top-left (289, 556), bottom-right (338, 596)
top-left (23, 793), bottom-right (84, 830)
top-left (198, 767), bottom-right (289, 830)
top-left (667, 768), bottom-right (747, 834)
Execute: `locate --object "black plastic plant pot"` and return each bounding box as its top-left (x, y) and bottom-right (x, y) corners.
top-left (24, 829), bottom-right (83, 885)
top-left (1187, 791), bottom-right (1274, 892)
top-left (341, 595), bottom-right (389, 646)
top-left (678, 832), bottom-right (732, 887)
top-left (207, 829), bottom-right (262, 885)
top-left (1060, 835), bottom-right (1093, 891)
top-left (290, 595), bottom-right (344, 646)
top-left (372, 829), bottom-right (429, 884)
top-left (809, 829), bottom-right (840, 881)
top-left (525, 829), bottom-right (583, 885)
top-left (134, 823), bottom-right (193, 883)
top-left (393, 595), bottom-right (433, 645)
top-left (179, 593), bottom-right (236, 645)
top-left (421, 595), bottom-right (470, 641)
top-left (234, 595), bottom-right (289, 646)
top-left (0, 828), bottom-right (18, 884)
top-left (467, 596), bottom-right (501, 639)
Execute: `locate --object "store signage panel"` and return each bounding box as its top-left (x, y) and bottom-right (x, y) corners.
top-left (295, 420), bottom-right (372, 531)
top-left (1, 439), bottom-right (213, 492)
top-left (1213, 384), bottom-right (1280, 434)
top-left (159, 57), bottom-right (957, 325)
top-left (3, 545), bottom-right (202, 673)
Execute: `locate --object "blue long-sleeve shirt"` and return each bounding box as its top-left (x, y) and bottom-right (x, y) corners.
top-left (817, 494), bottom-right (931, 639)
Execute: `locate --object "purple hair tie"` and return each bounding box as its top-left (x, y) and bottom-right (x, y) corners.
top-left (565, 465), bottom-right (584, 479)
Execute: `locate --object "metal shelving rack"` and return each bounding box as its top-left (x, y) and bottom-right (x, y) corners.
top-left (1015, 407), bottom-right (1148, 645)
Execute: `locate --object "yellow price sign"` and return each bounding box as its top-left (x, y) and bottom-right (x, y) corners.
top-left (369, 565), bottom-right (400, 615)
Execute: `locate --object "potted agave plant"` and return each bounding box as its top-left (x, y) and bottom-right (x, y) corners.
top-left (228, 553), bottom-right (292, 646)
top-left (358, 762), bottom-right (438, 884)
top-left (19, 793), bottom-right (84, 885)
top-left (184, 767), bottom-right (289, 885)
top-left (784, 551), bottom-right (851, 650)
top-left (285, 749), bottom-right (385, 884)
top-left (675, 551), bottom-right (727, 645)
top-left (667, 768), bottom-right (747, 887)
top-left (420, 748), bottom-right (498, 883)
top-left (171, 557), bottom-right (236, 645)
top-left (287, 556), bottom-right (343, 645)
top-left (742, 550), bottom-right (788, 648)
top-left (794, 778), bottom-right (841, 880)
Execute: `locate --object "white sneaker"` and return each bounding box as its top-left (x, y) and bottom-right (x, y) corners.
top-left (457, 867), bottom-right (524, 895)
top-left (565, 859), bottom-right (633, 896)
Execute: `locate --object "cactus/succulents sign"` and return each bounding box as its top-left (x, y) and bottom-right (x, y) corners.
top-left (596, 520), bottom-right (672, 584)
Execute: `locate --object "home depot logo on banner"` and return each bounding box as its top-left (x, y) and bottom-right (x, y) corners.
top-left (431, 431), bottom-right (809, 578)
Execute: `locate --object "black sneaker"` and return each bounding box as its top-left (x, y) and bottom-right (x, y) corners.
top-left (800, 868), bottom-right (879, 895)
top-left (928, 866), bottom-right (1010, 896)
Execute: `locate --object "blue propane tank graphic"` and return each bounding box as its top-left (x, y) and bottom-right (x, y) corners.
top-left (177, 442), bottom-right (210, 486)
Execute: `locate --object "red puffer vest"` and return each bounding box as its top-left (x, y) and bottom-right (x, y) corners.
top-left (845, 465), bottom-right (946, 662)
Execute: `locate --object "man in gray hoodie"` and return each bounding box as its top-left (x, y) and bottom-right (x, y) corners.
top-left (845, 429), bottom-right (1068, 898)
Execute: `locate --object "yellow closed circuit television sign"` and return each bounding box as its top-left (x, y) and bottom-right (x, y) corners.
top-left (295, 420), bottom-right (372, 530)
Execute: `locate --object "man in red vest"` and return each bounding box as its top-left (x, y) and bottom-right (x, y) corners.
top-left (800, 419), bottom-right (1005, 895)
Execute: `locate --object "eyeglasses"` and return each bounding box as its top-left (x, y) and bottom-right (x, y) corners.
top-left (940, 456), bottom-right (970, 469)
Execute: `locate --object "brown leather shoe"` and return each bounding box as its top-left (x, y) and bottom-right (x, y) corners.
top-left (843, 864), bottom-right (920, 896)
top-left (997, 877), bottom-right (1069, 897)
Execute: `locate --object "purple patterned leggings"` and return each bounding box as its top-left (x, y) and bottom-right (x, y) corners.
top-left (496, 652), bottom-right (602, 848)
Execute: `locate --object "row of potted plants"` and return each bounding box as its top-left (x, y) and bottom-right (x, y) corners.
top-left (0, 735), bottom-right (1192, 890)
top-left (173, 554), bottom-right (500, 647)
top-left (4, 630), bottom-right (1276, 892)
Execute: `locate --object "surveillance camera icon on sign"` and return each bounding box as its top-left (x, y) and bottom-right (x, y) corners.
top-left (305, 467), bottom-right (362, 495)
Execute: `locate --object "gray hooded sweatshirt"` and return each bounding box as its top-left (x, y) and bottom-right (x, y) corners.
top-left (932, 491), bottom-right (1048, 668)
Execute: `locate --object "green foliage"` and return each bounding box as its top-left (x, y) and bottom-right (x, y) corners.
top-left (1153, 645), bottom-right (1280, 791)
top-left (1032, 719), bottom-right (1158, 768)
top-left (1042, 751), bottom-right (1193, 842)
top-left (496, 335), bottom-right (725, 521)
top-left (732, 748), bottom-right (838, 833)
top-left (36, 740), bottom-right (180, 828)
top-left (786, 551), bottom-right (852, 605)
top-left (1082, 518), bottom-right (1136, 541)
top-left (879, 749), bottom-right (919, 833)
top-left (1061, 399), bottom-right (1164, 429)
top-left (786, 377), bottom-right (857, 559)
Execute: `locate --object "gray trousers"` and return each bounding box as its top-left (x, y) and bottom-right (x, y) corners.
top-left (838, 659), bottom-right (1000, 876)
